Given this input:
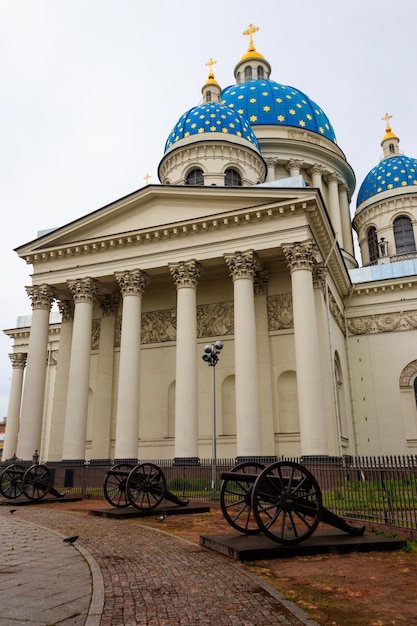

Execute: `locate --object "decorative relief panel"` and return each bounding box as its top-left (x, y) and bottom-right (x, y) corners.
top-left (197, 302), bottom-right (234, 338)
top-left (328, 291), bottom-right (345, 334)
top-left (267, 293), bottom-right (294, 330)
top-left (142, 308), bottom-right (177, 344)
top-left (91, 319), bottom-right (101, 351)
top-left (347, 310), bottom-right (417, 335)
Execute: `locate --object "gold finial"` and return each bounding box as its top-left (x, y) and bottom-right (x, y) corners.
top-left (243, 23), bottom-right (260, 51)
top-left (382, 112), bottom-right (393, 132)
top-left (205, 57), bottom-right (217, 79)
top-left (144, 173), bottom-right (151, 185)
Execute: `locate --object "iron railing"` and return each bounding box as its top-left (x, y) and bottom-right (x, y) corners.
top-left (1, 455), bottom-right (416, 531)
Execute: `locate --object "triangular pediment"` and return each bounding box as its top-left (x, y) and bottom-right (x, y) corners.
top-left (16, 184), bottom-right (313, 256)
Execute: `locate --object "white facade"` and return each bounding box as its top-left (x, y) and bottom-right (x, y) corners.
top-left (3, 33), bottom-right (417, 463)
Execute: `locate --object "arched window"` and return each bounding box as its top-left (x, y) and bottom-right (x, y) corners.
top-left (367, 226), bottom-right (378, 263)
top-left (257, 65), bottom-right (264, 79)
top-left (206, 90), bottom-right (211, 102)
top-left (389, 143), bottom-right (395, 154)
top-left (244, 66), bottom-right (252, 81)
top-left (236, 71), bottom-right (241, 84)
top-left (394, 216), bottom-right (416, 254)
top-left (225, 168), bottom-right (242, 186)
top-left (185, 168), bottom-right (204, 186)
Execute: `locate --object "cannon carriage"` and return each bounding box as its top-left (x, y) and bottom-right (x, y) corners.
top-left (103, 462), bottom-right (189, 510)
top-left (220, 460), bottom-right (365, 545)
top-left (0, 461), bottom-right (64, 501)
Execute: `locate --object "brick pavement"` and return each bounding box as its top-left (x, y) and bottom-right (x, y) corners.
top-left (0, 505), bottom-right (318, 625)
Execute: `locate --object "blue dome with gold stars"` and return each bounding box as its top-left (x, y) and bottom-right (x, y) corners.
top-left (221, 80), bottom-right (337, 143)
top-left (357, 155), bottom-right (417, 206)
top-left (164, 101), bottom-right (260, 153)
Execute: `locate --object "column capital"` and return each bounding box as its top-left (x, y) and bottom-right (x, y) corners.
top-left (58, 299), bottom-right (74, 322)
top-left (313, 263), bottom-right (328, 291)
top-left (254, 270), bottom-right (269, 296)
top-left (115, 269), bottom-right (148, 297)
top-left (282, 241), bottom-right (318, 272)
top-left (308, 163), bottom-right (326, 177)
top-left (67, 277), bottom-right (99, 304)
top-left (286, 158), bottom-right (304, 173)
top-left (169, 259), bottom-right (201, 289)
top-left (25, 284), bottom-right (55, 310)
top-left (100, 294), bottom-right (120, 317)
top-left (224, 249), bottom-right (258, 281)
top-left (265, 157), bottom-right (279, 167)
top-left (324, 171), bottom-right (338, 185)
top-left (8, 353), bottom-right (27, 369)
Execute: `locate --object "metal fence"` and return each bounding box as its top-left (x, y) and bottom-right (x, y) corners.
top-left (2, 455), bottom-right (416, 532)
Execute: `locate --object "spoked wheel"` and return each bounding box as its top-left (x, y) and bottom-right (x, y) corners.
top-left (127, 462), bottom-right (166, 510)
top-left (0, 464), bottom-right (25, 499)
top-left (220, 462), bottom-right (265, 534)
top-left (252, 461), bottom-right (323, 544)
top-left (22, 464), bottom-right (51, 500)
top-left (103, 463), bottom-right (134, 507)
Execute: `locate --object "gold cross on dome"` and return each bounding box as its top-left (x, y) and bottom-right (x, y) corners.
top-left (382, 112), bottom-right (392, 130)
top-left (243, 23), bottom-right (260, 49)
top-left (144, 173), bottom-right (151, 184)
top-left (205, 57), bottom-right (217, 77)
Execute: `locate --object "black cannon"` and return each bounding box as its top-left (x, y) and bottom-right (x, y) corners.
top-left (220, 460), bottom-right (365, 545)
top-left (103, 462), bottom-right (189, 510)
top-left (0, 462), bottom-right (64, 501)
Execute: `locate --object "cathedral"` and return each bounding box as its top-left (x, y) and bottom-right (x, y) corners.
top-left (3, 25), bottom-right (417, 464)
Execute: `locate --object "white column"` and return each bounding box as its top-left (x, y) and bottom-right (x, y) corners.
top-left (286, 158), bottom-right (304, 178)
top-left (309, 163), bottom-right (325, 192)
top-left (91, 295), bottom-right (119, 461)
top-left (265, 157), bottom-right (278, 182)
top-left (16, 284), bottom-right (54, 460)
top-left (283, 241), bottom-right (329, 457)
top-left (224, 250), bottom-right (262, 458)
top-left (48, 300), bottom-right (74, 461)
top-left (169, 260), bottom-right (200, 462)
top-left (338, 180), bottom-right (355, 257)
top-left (114, 269), bottom-right (148, 461)
top-left (325, 172), bottom-right (344, 248)
top-left (62, 278), bottom-right (98, 461)
top-left (3, 353), bottom-right (27, 460)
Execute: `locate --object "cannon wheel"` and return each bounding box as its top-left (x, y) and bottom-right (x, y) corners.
top-left (22, 464), bottom-right (51, 500)
top-left (0, 464), bottom-right (25, 499)
top-left (220, 462), bottom-right (266, 534)
top-left (103, 462), bottom-right (134, 508)
top-left (127, 462), bottom-right (166, 510)
top-left (252, 461), bottom-right (323, 545)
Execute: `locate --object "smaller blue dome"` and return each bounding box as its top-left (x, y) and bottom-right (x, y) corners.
top-left (221, 80), bottom-right (337, 143)
top-left (357, 155), bottom-right (417, 207)
top-left (164, 102), bottom-right (260, 153)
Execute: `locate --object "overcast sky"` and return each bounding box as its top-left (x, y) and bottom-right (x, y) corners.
top-left (1, 0), bottom-right (416, 419)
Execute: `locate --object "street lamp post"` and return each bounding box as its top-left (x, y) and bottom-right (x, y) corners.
top-left (202, 341), bottom-right (223, 497)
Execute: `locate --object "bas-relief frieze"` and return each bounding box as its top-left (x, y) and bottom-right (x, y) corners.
top-left (114, 302), bottom-right (235, 346)
top-left (347, 310), bottom-right (417, 335)
top-left (267, 294), bottom-right (294, 330)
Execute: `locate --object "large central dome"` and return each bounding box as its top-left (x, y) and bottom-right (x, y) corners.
top-left (221, 79), bottom-right (337, 143)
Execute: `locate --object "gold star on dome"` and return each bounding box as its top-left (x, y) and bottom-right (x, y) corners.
top-left (263, 105), bottom-right (270, 112)
top-left (277, 115), bottom-right (285, 122)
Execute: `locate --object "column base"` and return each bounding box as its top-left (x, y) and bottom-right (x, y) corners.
top-left (300, 455), bottom-right (344, 465)
top-left (60, 459), bottom-right (85, 466)
top-left (172, 457), bottom-right (200, 467)
top-left (113, 458), bottom-right (138, 466)
top-left (235, 455), bottom-right (277, 465)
